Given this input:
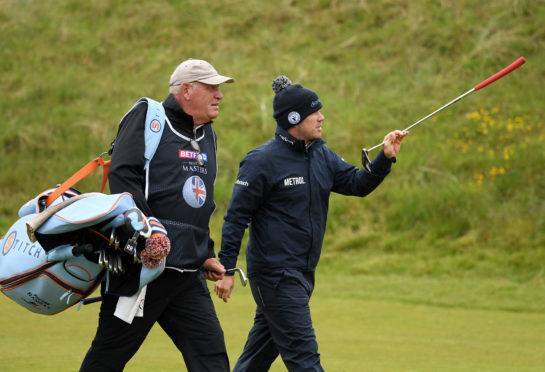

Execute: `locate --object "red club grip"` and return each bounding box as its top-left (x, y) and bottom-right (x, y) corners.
top-left (473, 57), bottom-right (526, 91)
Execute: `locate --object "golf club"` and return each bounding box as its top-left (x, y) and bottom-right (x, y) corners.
top-left (361, 56), bottom-right (526, 172)
top-left (226, 267), bottom-right (248, 287)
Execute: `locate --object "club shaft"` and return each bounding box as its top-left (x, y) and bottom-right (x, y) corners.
top-left (364, 57), bottom-right (526, 155)
top-left (82, 296), bottom-right (103, 305)
top-left (403, 88), bottom-right (474, 132)
top-left (366, 88), bottom-right (475, 153)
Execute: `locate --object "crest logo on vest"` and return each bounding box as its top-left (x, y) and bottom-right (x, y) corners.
top-left (183, 176), bottom-right (207, 208)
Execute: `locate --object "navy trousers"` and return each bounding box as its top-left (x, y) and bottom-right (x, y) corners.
top-left (233, 270), bottom-right (324, 372)
top-left (80, 269), bottom-right (229, 372)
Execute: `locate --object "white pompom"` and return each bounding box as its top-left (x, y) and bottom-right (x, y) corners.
top-left (271, 75), bottom-right (292, 93)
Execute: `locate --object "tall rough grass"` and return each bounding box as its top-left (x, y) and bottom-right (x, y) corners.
top-left (1, 0), bottom-right (544, 285)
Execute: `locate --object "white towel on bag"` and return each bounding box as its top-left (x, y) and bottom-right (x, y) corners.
top-left (114, 285), bottom-right (147, 324)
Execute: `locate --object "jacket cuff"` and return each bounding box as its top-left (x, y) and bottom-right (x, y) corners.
top-left (370, 150), bottom-right (395, 175)
top-left (219, 258), bottom-right (236, 274)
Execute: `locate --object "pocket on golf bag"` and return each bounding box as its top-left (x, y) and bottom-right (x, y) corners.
top-left (0, 259), bottom-right (104, 315)
top-left (0, 215), bottom-right (104, 315)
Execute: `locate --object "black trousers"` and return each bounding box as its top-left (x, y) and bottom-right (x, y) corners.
top-left (233, 270), bottom-right (324, 372)
top-left (80, 269), bottom-right (229, 372)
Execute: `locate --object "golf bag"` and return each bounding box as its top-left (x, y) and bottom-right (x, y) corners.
top-left (0, 97), bottom-right (167, 315)
top-left (0, 184), bottom-right (164, 315)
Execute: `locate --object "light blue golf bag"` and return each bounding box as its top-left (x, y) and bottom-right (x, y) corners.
top-left (0, 186), bottom-right (163, 315)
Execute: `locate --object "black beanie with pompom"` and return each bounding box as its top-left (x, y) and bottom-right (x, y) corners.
top-left (271, 75), bottom-right (322, 130)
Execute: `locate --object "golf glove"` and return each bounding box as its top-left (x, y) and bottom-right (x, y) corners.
top-left (141, 217), bottom-right (170, 268)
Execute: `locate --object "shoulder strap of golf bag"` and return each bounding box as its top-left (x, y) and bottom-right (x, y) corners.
top-left (108, 97), bottom-right (166, 170)
top-left (45, 157), bottom-right (110, 208)
top-left (140, 98), bottom-right (166, 170)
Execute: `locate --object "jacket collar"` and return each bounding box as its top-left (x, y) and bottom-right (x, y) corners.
top-left (163, 94), bottom-right (212, 137)
top-left (274, 126), bottom-right (324, 153)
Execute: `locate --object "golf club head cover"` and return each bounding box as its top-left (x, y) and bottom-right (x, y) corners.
top-left (141, 217), bottom-right (170, 268)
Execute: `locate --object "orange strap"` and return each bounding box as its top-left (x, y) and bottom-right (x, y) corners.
top-left (45, 157), bottom-right (111, 207)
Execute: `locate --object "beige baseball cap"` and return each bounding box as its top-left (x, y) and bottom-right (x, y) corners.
top-left (169, 59), bottom-right (234, 86)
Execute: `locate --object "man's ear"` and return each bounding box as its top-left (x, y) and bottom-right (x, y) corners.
top-left (180, 82), bottom-right (193, 101)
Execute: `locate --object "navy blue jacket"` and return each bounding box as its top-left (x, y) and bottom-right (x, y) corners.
top-left (219, 127), bottom-right (394, 277)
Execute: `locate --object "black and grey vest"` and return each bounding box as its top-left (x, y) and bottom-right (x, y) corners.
top-left (146, 117), bottom-right (217, 270)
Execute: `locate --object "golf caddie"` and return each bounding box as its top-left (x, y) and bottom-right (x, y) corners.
top-left (214, 75), bottom-right (408, 371)
top-left (80, 59), bottom-right (233, 372)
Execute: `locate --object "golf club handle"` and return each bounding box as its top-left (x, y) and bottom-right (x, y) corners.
top-left (473, 56), bottom-right (526, 91)
top-left (72, 244), bottom-right (94, 255)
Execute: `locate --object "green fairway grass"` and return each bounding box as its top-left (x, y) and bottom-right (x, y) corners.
top-left (1, 276), bottom-right (544, 371)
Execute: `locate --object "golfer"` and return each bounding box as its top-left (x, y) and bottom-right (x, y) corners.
top-left (214, 75), bottom-right (407, 371)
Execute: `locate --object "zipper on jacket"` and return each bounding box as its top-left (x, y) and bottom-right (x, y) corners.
top-left (191, 125), bottom-right (205, 167)
top-left (305, 148), bottom-right (313, 270)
